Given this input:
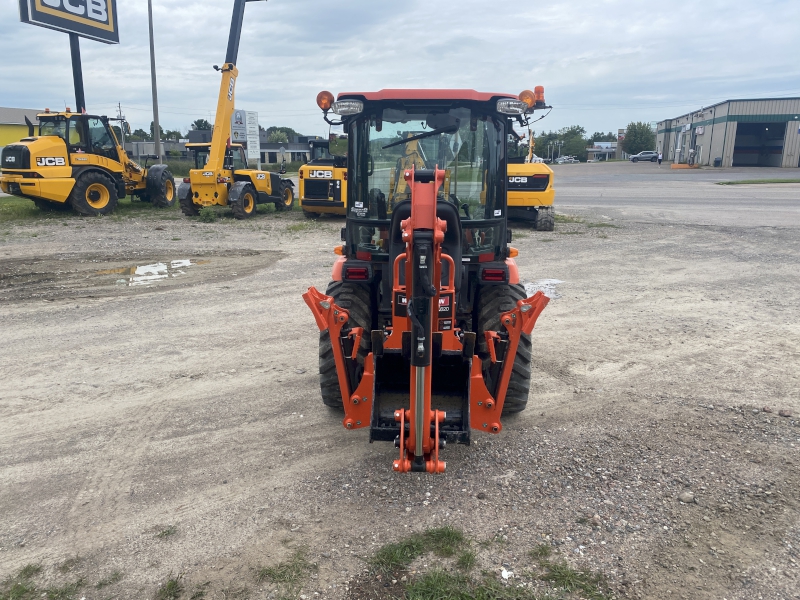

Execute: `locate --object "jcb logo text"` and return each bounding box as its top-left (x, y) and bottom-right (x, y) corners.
top-left (509, 177), bottom-right (528, 183)
top-left (309, 170), bottom-right (332, 178)
top-left (36, 157), bottom-right (67, 167)
top-left (41, 0), bottom-right (109, 22)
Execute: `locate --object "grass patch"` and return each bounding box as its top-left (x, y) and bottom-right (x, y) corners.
top-left (529, 544), bottom-right (552, 561)
top-left (554, 213), bottom-right (583, 224)
top-left (95, 570), bottom-right (123, 589)
top-left (716, 178), bottom-right (800, 185)
top-left (155, 575), bottom-right (183, 600)
top-left (255, 547), bottom-right (316, 596)
top-left (17, 565), bottom-right (41, 580)
top-left (456, 550), bottom-right (476, 571)
top-left (156, 525), bottom-right (178, 539)
top-left (44, 579), bottom-right (84, 600)
top-left (539, 560), bottom-right (609, 599)
top-left (558, 231), bottom-right (585, 235)
top-left (198, 207), bottom-right (217, 223)
top-left (405, 570), bottom-right (548, 600)
top-left (0, 564), bottom-right (42, 600)
top-left (372, 526), bottom-right (467, 574)
top-left (285, 221), bottom-right (320, 233)
top-left (0, 197), bottom-right (43, 223)
top-left (587, 222), bottom-right (619, 228)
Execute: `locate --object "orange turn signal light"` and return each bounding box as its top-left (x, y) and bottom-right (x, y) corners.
top-left (508, 247), bottom-right (519, 258)
top-left (333, 245), bottom-right (344, 255)
top-left (518, 90), bottom-right (535, 109)
top-left (317, 91), bottom-right (334, 111)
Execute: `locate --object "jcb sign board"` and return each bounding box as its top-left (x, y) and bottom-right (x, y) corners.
top-left (19, 0), bottom-right (119, 44)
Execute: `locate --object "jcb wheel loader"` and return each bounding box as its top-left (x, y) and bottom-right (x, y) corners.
top-left (298, 138), bottom-right (348, 218)
top-left (0, 111), bottom-right (175, 216)
top-left (303, 88), bottom-right (551, 473)
top-left (177, 0), bottom-right (294, 219)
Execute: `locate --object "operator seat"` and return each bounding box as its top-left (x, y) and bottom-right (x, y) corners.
top-left (388, 199), bottom-right (463, 296)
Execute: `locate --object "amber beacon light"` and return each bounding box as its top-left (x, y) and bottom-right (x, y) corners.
top-left (317, 91), bottom-right (334, 111)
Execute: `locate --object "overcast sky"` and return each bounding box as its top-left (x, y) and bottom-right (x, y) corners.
top-left (1, 0), bottom-right (799, 138)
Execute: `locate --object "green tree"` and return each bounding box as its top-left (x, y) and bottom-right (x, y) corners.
top-left (192, 119), bottom-right (212, 130)
top-left (590, 131), bottom-right (617, 143)
top-left (621, 122), bottom-right (655, 155)
top-left (266, 126), bottom-right (300, 141)
top-left (129, 128), bottom-right (150, 141)
top-left (164, 129), bottom-right (185, 142)
top-left (149, 121), bottom-right (165, 140)
top-left (267, 130), bottom-right (289, 144)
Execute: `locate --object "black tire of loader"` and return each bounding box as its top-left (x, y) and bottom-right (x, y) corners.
top-left (151, 169), bottom-right (177, 208)
top-left (179, 191), bottom-right (200, 217)
top-left (319, 281), bottom-right (372, 408)
top-left (69, 171), bottom-right (118, 216)
top-left (275, 182), bottom-right (294, 211)
top-left (535, 206), bottom-right (555, 231)
top-left (232, 184), bottom-right (258, 219)
top-left (477, 283), bottom-right (532, 414)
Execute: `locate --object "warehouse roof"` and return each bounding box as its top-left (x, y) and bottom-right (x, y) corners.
top-left (0, 107), bottom-right (41, 125)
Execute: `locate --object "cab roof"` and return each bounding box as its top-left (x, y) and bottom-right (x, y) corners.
top-left (337, 89), bottom-right (518, 102)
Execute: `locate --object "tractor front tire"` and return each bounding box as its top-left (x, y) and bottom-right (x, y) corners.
top-left (535, 206), bottom-right (555, 231)
top-left (275, 183), bottom-right (294, 211)
top-left (319, 281), bottom-right (372, 408)
top-left (477, 283), bottom-right (532, 414)
top-left (69, 172), bottom-right (118, 216)
top-left (151, 169), bottom-right (177, 208)
top-left (179, 192), bottom-right (200, 216)
top-left (232, 184), bottom-right (258, 219)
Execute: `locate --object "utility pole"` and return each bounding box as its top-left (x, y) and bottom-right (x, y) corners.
top-left (69, 33), bottom-right (86, 113)
top-left (147, 0), bottom-right (162, 164)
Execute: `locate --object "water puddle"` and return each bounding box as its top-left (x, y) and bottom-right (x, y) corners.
top-left (524, 279), bottom-right (564, 299)
top-left (96, 259), bottom-right (209, 287)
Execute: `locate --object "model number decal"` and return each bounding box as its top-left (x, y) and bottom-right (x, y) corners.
top-left (227, 76), bottom-right (235, 101)
top-left (309, 170), bottom-right (332, 178)
top-left (203, 171), bottom-right (213, 177)
top-left (36, 157), bottom-right (66, 166)
top-left (509, 176), bottom-right (528, 183)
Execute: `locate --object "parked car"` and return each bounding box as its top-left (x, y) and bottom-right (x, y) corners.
top-left (629, 151), bottom-right (658, 162)
top-left (555, 156), bottom-right (579, 164)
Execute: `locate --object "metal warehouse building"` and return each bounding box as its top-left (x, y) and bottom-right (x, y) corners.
top-left (657, 98), bottom-right (800, 168)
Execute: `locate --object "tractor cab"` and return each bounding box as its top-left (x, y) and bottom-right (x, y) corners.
top-left (36, 112), bottom-right (122, 161)
top-left (303, 89), bottom-right (551, 473)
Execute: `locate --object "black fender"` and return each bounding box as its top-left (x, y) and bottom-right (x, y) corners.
top-left (281, 178), bottom-right (295, 188)
top-left (177, 181), bottom-right (192, 201)
top-left (71, 166), bottom-right (122, 199)
top-left (227, 180), bottom-right (252, 205)
top-left (145, 163), bottom-right (171, 196)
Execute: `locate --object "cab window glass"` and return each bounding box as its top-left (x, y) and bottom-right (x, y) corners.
top-left (87, 118), bottom-right (115, 151)
top-left (39, 119), bottom-right (67, 140)
top-left (232, 148), bottom-right (246, 170)
top-left (67, 119), bottom-right (86, 147)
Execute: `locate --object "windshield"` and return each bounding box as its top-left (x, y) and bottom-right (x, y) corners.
top-left (311, 143), bottom-right (332, 161)
top-left (39, 118), bottom-right (67, 140)
top-left (350, 106), bottom-right (503, 221)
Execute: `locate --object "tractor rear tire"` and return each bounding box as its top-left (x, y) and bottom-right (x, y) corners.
top-left (179, 192), bottom-right (200, 217)
top-left (319, 281), bottom-right (372, 408)
top-left (275, 183), bottom-right (294, 211)
top-left (69, 171), bottom-right (118, 216)
top-left (535, 206), bottom-right (555, 231)
top-left (232, 184), bottom-right (258, 219)
top-left (151, 169), bottom-right (177, 208)
top-left (477, 283), bottom-right (532, 414)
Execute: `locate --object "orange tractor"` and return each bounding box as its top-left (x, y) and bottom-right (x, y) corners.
top-left (303, 89), bottom-right (550, 473)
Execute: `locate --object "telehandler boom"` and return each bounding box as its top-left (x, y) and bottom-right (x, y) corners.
top-left (303, 88), bottom-right (551, 472)
top-left (178, 0), bottom-right (294, 219)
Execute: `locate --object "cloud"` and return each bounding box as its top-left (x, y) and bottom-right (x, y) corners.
top-left (1, 0), bottom-right (798, 136)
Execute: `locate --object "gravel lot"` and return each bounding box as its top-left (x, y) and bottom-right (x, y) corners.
top-left (1, 162), bottom-right (798, 599)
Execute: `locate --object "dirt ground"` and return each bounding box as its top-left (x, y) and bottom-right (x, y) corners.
top-left (1, 164), bottom-right (798, 599)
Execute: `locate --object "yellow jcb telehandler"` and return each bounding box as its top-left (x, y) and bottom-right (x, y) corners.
top-left (0, 110), bottom-right (175, 216)
top-left (177, 0), bottom-right (294, 219)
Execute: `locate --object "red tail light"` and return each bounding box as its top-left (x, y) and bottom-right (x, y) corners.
top-left (532, 174), bottom-right (548, 179)
top-left (183, 178), bottom-right (190, 183)
top-left (299, 170), bottom-right (303, 179)
top-left (482, 269), bottom-right (506, 282)
top-left (343, 171), bottom-right (347, 181)
top-left (345, 267), bottom-right (369, 280)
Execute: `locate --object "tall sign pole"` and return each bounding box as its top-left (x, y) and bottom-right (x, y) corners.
top-left (68, 33), bottom-right (86, 113)
top-left (147, 0), bottom-right (162, 163)
top-left (18, 1), bottom-right (120, 113)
